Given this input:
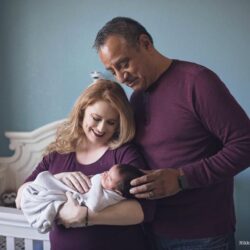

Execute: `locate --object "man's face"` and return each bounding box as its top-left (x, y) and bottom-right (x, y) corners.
top-left (98, 35), bottom-right (154, 91)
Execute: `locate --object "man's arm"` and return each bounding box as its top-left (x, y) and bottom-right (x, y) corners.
top-left (130, 69), bottom-right (250, 198)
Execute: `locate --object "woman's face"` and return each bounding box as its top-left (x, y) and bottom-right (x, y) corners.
top-left (82, 100), bottom-right (119, 147)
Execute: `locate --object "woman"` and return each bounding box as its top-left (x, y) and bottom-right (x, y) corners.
top-left (16, 80), bottom-right (154, 250)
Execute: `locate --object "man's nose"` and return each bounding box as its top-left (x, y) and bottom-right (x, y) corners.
top-left (116, 71), bottom-right (128, 84)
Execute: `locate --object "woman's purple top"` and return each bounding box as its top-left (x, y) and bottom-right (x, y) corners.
top-left (25, 143), bottom-right (154, 250)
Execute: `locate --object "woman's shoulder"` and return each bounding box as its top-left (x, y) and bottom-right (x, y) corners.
top-left (111, 142), bottom-right (139, 154)
top-left (105, 143), bottom-right (147, 168)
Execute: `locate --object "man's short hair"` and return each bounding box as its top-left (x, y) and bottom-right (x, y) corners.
top-left (94, 17), bottom-right (153, 51)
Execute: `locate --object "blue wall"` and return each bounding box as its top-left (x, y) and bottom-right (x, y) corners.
top-left (0, 0), bottom-right (249, 248)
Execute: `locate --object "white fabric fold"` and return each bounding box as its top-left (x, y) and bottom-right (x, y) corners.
top-left (21, 171), bottom-right (124, 233)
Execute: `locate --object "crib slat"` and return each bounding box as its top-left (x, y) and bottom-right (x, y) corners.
top-left (6, 236), bottom-right (14, 250)
top-left (24, 238), bottom-right (33, 250)
top-left (43, 240), bottom-right (50, 250)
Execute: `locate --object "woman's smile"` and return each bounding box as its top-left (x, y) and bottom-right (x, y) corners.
top-left (83, 100), bottom-right (119, 146)
top-left (91, 129), bottom-right (105, 137)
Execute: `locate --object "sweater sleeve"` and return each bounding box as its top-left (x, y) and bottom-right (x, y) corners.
top-left (25, 153), bottom-right (53, 182)
top-left (183, 69), bottom-right (250, 188)
top-left (114, 143), bottom-right (156, 223)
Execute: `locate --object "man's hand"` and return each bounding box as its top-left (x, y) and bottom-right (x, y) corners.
top-left (57, 192), bottom-right (87, 228)
top-left (130, 168), bottom-right (181, 199)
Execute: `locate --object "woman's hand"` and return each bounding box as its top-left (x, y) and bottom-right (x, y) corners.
top-left (57, 192), bottom-right (88, 228)
top-left (54, 172), bottom-right (91, 193)
top-left (129, 168), bottom-right (181, 199)
top-left (15, 182), bottom-right (31, 209)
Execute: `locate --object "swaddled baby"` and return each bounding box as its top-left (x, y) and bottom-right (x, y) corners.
top-left (21, 164), bottom-right (143, 233)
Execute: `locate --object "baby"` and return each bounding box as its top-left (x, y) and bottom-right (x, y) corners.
top-left (101, 164), bottom-right (144, 198)
top-left (20, 164), bottom-right (144, 233)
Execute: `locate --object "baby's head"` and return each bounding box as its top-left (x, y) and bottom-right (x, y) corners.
top-left (101, 164), bottom-right (144, 198)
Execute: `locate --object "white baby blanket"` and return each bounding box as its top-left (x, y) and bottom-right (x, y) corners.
top-left (21, 171), bottom-right (124, 233)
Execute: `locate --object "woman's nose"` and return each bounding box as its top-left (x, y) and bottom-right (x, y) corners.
top-left (97, 121), bottom-right (105, 132)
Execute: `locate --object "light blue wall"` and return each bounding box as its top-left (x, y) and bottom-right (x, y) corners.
top-left (0, 0), bottom-right (249, 248)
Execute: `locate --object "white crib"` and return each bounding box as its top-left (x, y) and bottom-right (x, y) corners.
top-left (0, 120), bottom-right (64, 250)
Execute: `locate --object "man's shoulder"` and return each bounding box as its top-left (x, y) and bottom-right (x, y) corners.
top-left (172, 59), bottom-right (209, 75)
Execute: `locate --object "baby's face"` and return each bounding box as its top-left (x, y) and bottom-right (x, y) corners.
top-left (101, 165), bottom-right (122, 192)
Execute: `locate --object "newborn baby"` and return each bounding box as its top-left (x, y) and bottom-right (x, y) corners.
top-left (20, 164), bottom-right (144, 233)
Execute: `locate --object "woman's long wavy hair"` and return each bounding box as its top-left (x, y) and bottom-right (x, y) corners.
top-left (45, 80), bottom-right (135, 155)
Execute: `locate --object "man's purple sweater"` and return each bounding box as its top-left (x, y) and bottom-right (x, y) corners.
top-left (131, 60), bottom-right (250, 238)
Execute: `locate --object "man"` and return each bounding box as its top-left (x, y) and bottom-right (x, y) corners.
top-left (94, 17), bottom-right (250, 249)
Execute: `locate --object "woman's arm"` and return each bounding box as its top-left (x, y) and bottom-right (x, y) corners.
top-left (15, 182), bottom-right (31, 209)
top-left (89, 199), bottom-right (144, 225)
top-left (57, 192), bottom-right (144, 228)
top-left (15, 154), bottom-right (50, 209)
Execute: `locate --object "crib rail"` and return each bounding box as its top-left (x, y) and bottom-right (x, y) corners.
top-left (0, 206), bottom-right (50, 250)
top-left (0, 120), bottom-right (65, 249)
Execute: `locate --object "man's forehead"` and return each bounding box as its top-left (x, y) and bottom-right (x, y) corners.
top-left (99, 37), bottom-right (136, 68)
top-left (100, 35), bottom-right (134, 56)
top-left (99, 49), bottom-right (125, 69)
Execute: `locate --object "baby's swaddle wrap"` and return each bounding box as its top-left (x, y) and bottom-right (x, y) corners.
top-left (21, 171), bottom-right (124, 233)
